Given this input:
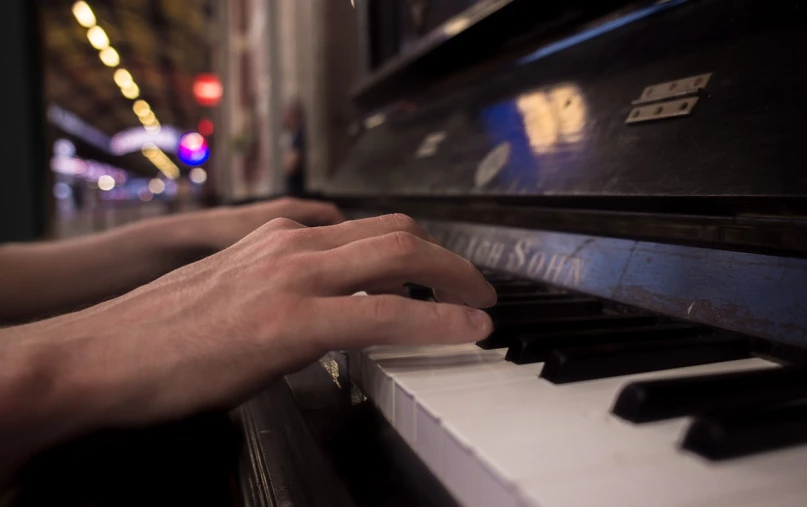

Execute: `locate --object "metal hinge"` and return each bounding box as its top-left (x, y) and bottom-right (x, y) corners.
top-left (626, 73), bottom-right (711, 124)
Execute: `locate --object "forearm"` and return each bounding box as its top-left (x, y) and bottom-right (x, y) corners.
top-left (0, 320), bottom-right (98, 486)
top-left (0, 218), bottom-right (210, 324)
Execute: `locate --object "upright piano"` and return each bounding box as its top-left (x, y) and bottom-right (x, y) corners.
top-left (238, 1), bottom-right (807, 506)
top-left (13, 1), bottom-right (807, 506)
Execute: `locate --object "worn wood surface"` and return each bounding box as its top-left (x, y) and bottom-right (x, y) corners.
top-left (237, 362), bottom-right (459, 507)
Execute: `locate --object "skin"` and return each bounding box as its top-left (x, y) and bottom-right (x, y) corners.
top-left (0, 208), bottom-right (496, 486)
top-left (0, 197), bottom-right (344, 325)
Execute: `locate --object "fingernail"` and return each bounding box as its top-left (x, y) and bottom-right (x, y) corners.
top-left (485, 282), bottom-right (498, 306)
top-left (467, 308), bottom-right (492, 331)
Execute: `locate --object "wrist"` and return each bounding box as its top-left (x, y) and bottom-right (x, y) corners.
top-left (0, 323), bottom-right (99, 475)
top-left (122, 214), bottom-right (216, 268)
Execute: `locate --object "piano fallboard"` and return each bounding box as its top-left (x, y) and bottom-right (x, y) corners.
top-left (329, 213), bottom-right (804, 349)
top-left (425, 220), bottom-right (807, 348)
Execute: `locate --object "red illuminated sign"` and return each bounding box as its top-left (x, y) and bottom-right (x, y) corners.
top-left (193, 74), bottom-right (223, 107)
top-left (198, 118), bottom-right (214, 136)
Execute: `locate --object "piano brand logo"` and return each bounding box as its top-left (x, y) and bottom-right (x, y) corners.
top-left (434, 230), bottom-right (585, 288)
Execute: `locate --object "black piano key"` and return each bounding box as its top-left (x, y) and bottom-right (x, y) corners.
top-left (485, 298), bottom-right (602, 321)
top-left (682, 402), bottom-right (807, 460)
top-left (539, 334), bottom-right (751, 384)
top-left (492, 282), bottom-right (550, 295)
top-left (613, 366), bottom-right (807, 423)
top-left (496, 293), bottom-right (578, 303)
top-left (483, 274), bottom-right (516, 283)
top-left (506, 324), bottom-right (701, 364)
top-left (405, 283), bottom-right (433, 301)
top-left (477, 314), bottom-right (657, 350)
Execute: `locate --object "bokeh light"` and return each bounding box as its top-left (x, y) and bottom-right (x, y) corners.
top-left (177, 132), bottom-right (210, 166)
top-left (99, 47), bottom-right (120, 67)
top-left (198, 118), bottom-right (214, 136)
top-left (189, 167), bottom-right (207, 184)
top-left (87, 25), bottom-right (109, 50)
top-left (98, 174), bottom-right (116, 191)
top-left (72, 1), bottom-right (96, 28)
top-left (148, 178), bottom-right (166, 194)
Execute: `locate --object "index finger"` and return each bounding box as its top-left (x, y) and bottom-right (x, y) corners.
top-left (305, 232), bottom-right (496, 308)
top-left (303, 295), bottom-right (493, 350)
top-left (315, 214), bottom-right (440, 248)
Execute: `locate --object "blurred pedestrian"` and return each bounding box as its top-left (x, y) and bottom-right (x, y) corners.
top-left (281, 99), bottom-right (306, 197)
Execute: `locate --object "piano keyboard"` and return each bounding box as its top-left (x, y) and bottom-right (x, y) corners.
top-left (349, 274), bottom-right (807, 507)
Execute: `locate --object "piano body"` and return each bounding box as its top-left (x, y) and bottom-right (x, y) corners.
top-left (8, 2), bottom-right (807, 506)
top-left (237, 1), bottom-right (807, 506)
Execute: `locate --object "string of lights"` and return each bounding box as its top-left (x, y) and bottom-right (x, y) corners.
top-left (71, 1), bottom-right (179, 180)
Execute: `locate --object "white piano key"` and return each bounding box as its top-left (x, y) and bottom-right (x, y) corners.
top-left (382, 347), bottom-right (541, 395)
top-left (518, 443), bottom-right (807, 507)
top-left (361, 358), bottom-right (395, 422)
top-left (443, 428), bottom-right (519, 507)
top-left (394, 381), bottom-right (416, 446)
top-left (362, 344), bottom-right (483, 425)
top-left (415, 400), bottom-right (444, 476)
top-left (440, 359), bottom-right (776, 487)
top-left (360, 340), bottom-right (793, 507)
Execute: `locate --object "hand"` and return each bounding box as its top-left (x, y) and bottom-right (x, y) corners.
top-left (0, 197), bottom-right (343, 329)
top-left (170, 197), bottom-right (344, 252)
top-left (19, 214), bottom-right (496, 438)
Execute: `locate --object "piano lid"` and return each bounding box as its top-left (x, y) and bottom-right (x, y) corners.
top-left (332, 0), bottom-right (807, 201)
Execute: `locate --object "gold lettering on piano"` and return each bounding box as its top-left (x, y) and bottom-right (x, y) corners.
top-left (545, 254), bottom-right (567, 283)
top-left (464, 237), bottom-right (479, 261)
top-left (475, 240), bottom-right (492, 265)
top-left (526, 252), bottom-right (547, 278)
top-left (430, 228), bottom-right (586, 289)
top-left (486, 242), bottom-right (506, 266)
top-left (506, 239), bottom-right (533, 271)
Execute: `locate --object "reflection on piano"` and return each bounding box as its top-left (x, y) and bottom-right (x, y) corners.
top-left (238, 0), bottom-right (807, 506)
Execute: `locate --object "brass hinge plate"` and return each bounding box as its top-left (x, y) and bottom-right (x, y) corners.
top-left (632, 73), bottom-right (712, 105)
top-left (625, 97), bottom-right (700, 124)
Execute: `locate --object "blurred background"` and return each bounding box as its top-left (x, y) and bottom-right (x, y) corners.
top-left (1, 0), bottom-right (360, 241)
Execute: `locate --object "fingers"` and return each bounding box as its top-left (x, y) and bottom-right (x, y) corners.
top-left (304, 295), bottom-right (493, 350)
top-left (315, 214), bottom-right (440, 249)
top-left (434, 289), bottom-right (464, 305)
top-left (310, 231), bottom-right (497, 308)
top-left (367, 285), bottom-right (411, 298)
top-left (250, 198), bottom-right (345, 227)
top-left (280, 198), bottom-right (344, 226)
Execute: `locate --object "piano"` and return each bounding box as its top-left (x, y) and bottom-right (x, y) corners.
top-left (11, 1), bottom-right (807, 506)
top-left (236, 0), bottom-right (807, 506)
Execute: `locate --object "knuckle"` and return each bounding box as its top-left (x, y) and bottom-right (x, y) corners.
top-left (387, 231), bottom-right (421, 258)
top-left (324, 203), bottom-right (343, 216)
top-left (275, 196), bottom-right (298, 207)
top-left (314, 202), bottom-right (342, 218)
top-left (428, 301), bottom-right (448, 328)
top-left (391, 213), bottom-right (420, 232)
top-left (378, 213), bottom-right (419, 232)
top-left (266, 217), bottom-right (303, 231)
top-left (370, 296), bottom-right (403, 324)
